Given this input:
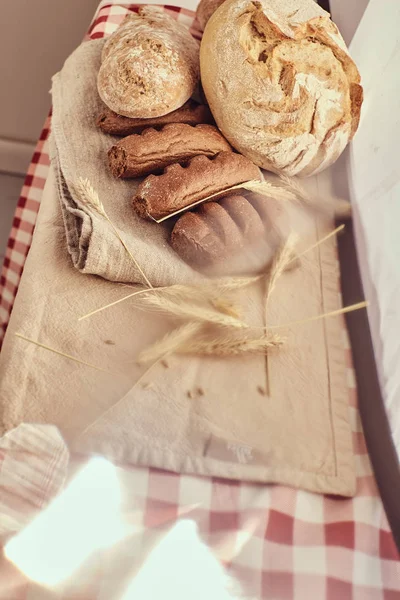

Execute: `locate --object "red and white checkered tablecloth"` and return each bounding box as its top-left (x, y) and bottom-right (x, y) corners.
top-left (0, 4), bottom-right (399, 599)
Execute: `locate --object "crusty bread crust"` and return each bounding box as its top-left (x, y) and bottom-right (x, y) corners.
top-left (171, 194), bottom-right (268, 266)
top-left (98, 6), bottom-right (200, 119)
top-left (200, 0), bottom-right (363, 177)
top-left (132, 151), bottom-right (261, 220)
top-left (97, 100), bottom-right (213, 136)
top-left (108, 123), bottom-right (231, 178)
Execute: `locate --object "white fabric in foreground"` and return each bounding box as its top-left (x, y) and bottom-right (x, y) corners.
top-left (0, 424), bottom-right (69, 540)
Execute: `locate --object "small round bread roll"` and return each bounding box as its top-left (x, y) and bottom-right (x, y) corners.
top-left (196, 0), bottom-right (225, 30)
top-left (200, 0), bottom-right (363, 177)
top-left (98, 7), bottom-right (200, 119)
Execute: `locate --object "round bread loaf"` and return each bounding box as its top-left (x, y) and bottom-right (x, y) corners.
top-left (200, 0), bottom-right (363, 177)
top-left (196, 0), bottom-right (226, 30)
top-left (98, 7), bottom-right (200, 119)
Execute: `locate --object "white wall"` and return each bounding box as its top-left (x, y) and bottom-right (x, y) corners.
top-left (329, 0), bottom-right (370, 46)
top-left (0, 0), bottom-right (99, 172)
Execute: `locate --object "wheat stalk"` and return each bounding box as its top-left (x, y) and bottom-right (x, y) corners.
top-left (213, 275), bottom-right (262, 291)
top-left (288, 224), bottom-right (345, 266)
top-left (244, 176), bottom-right (351, 219)
top-left (242, 179), bottom-right (298, 202)
top-left (137, 322), bottom-right (203, 364)
top-left (177, 332), bottom-right (283, 356)
top-left (78, 285), bottom-right (202, 321)
top-left (268, 300), bottom-right (368, 330)
top-left (211, 298), bottom-right (241, 319)
top-left (145, 283), bottom-right (212, 304)
top-left (139, 292), bottom-right (247, 329)
top-left (151, 278), bottom-right (260, 301)
top-left (79, 287), bottom-right (151, 321)
top-left (78, 271), bottom-right (261, 321)
top-left (261, 231), bottom-right (297, 396)
top-left (78, 281), bottom-right (246, 321)
top-left (72, 177), bottom-right (153, 289)
top-left (79, 283), bottom-right (212, 321)
top-left (278, 174), bottom-right (352, 219)
top-left (265, 232), bottom-right (298, 316)
top-left (15, 333), bottom-right (113, 374)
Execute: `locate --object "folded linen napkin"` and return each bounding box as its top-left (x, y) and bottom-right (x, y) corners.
top-left (51, 38), bottom-right (201, 287)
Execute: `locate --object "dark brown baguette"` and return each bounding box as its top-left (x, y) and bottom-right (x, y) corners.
top-left (97, 100), bottom-right (213, 136)
top-left (132, 151), bottom-right (261, 221)
top-left (108, 123), bottom-right (231, 179)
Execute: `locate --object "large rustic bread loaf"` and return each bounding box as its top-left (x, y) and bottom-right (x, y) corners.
top-left (98, 7), bottom-right (200, 119)
top-left (200, 0), bottom-right (363, 177)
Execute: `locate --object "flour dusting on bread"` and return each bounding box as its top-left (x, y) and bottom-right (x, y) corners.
top-left (98, 7), bottom-right (200, 119)
top-left (200, 0), bottom-right (363, 177)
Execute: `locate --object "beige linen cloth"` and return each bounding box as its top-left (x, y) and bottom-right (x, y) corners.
top-left (0, 39), bottom-right (356, 496)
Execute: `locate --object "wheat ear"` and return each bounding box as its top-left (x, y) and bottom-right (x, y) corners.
top-left (72, 177), bottom-right (152, 288)
top-left (265, 233), bottom-right (298, 316)
top-left (242, 179), bottom-right (298, 202)
top-left (278, 174), bottom-right (352, 218)
top-left (177, 332), bottom-right (283, 356)
top-left (78, 281), bottom-right (246, 321)
top-left (137, 322), bottom-right (203, 364)
top-left (139, 292), bottom-right (247, 329)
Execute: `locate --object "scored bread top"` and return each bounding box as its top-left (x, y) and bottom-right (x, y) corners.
top-left (200, 0), bottom-right (363, 177)
top-left (108, 123), bottom-right (232, 178)
top-left (171, 193), bottom-right (270, 266)
top-left (132, 151), bottom-right (262, 220)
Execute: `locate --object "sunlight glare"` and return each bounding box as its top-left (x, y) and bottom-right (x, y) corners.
top-left (5, 457), bottom-right (126, 586)
top-left (121, 519), bottom-right (240, 600)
